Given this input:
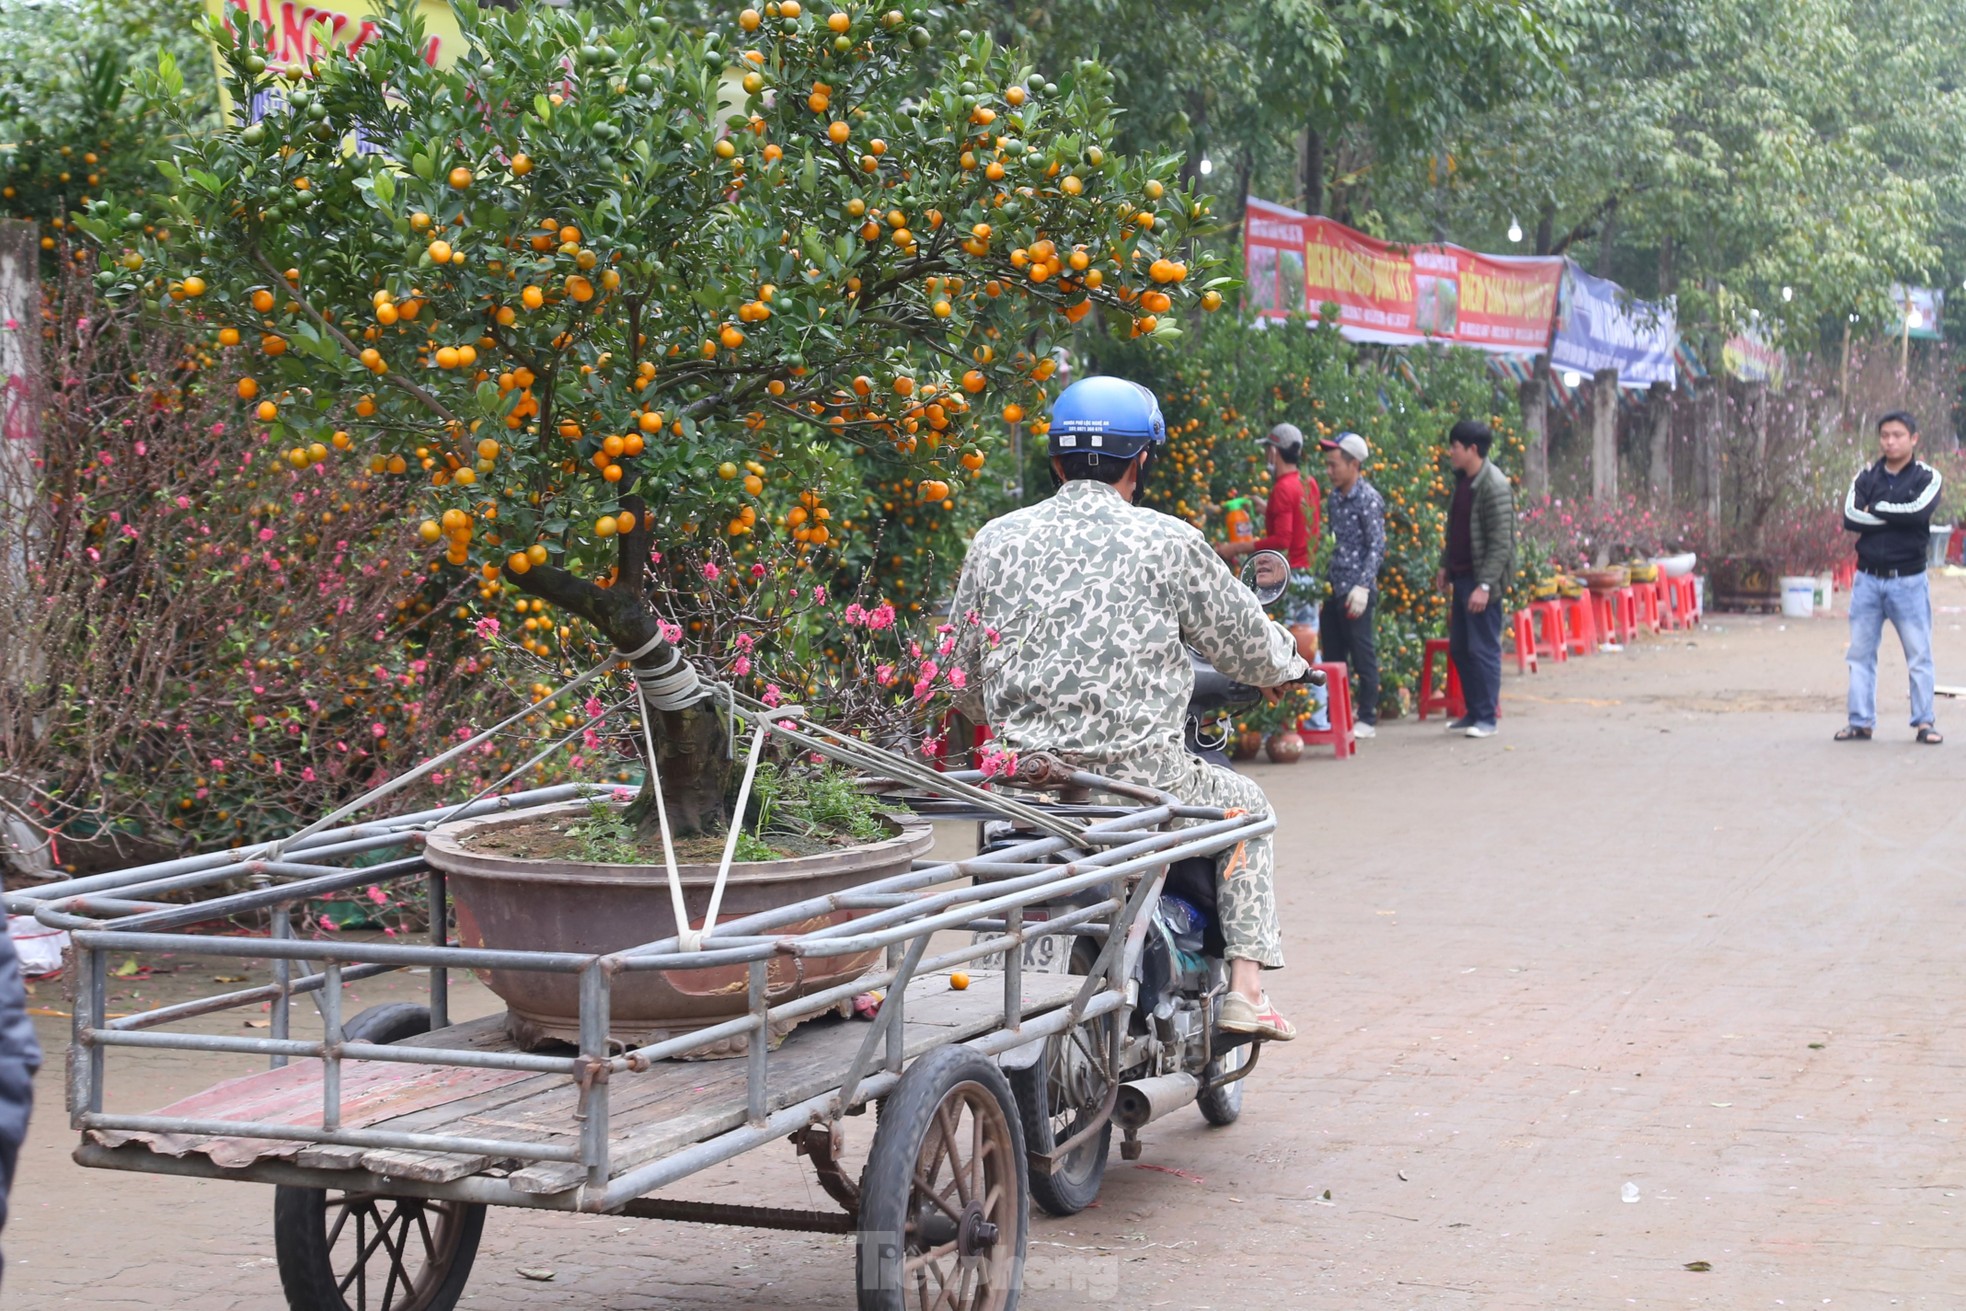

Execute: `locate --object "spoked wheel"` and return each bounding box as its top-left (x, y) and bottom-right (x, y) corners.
top-left (857, 1045), bottom-right (1029, 1311)
top-left (1006, 944), bottom-right (1113, 1215)
top-left (274, 1003), bottom-right (486, 1311)
top-left (274, 1189), bottom-right (485, 1311)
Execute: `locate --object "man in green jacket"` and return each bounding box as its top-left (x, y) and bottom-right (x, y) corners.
top-left (1434, 419), bottom-right (1518, 738)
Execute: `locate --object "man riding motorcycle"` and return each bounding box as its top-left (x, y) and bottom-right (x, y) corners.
top-left (948, 375), bottom-right (1307, 1041)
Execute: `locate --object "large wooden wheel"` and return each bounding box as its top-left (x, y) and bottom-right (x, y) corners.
top-left (272, 1004), bottom-right (485, 1311)
top-left (857, 1046), bottom-right (1029, 1311)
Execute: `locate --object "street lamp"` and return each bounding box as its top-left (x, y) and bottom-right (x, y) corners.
top-left (1781, 286), bottom-right (1793, 303)
top-left (1507, 217), bottom-right (1522, 244)
top-left (1198, 157), bottom-right (1213, 177)
top-left (1561, 370), bottom-right (1582, 388)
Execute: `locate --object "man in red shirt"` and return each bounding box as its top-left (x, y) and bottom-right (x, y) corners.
top-left (1215, 423), bottom-right (1319, 572)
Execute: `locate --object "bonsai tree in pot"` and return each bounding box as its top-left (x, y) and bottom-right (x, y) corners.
top-left (88, 0), bottom-right (1221, 841)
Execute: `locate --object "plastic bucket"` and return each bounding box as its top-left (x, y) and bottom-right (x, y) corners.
top-left (1929, 526), bottom-right (1953, 568)
top-left (1780, 576), bottom-right (1817, 618)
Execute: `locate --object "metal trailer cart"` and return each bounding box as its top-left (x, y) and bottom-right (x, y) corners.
top-left (13, 768), bottom-right (1270, 1311)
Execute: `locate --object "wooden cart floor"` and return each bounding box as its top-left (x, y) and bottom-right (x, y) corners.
top-left (87, 967), bottom-right (1083, 1197)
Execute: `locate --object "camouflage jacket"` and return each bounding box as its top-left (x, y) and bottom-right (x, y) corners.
top-left (949, 479), bottom-right (1308, 777)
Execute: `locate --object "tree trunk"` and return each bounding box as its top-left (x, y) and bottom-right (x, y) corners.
top-left (1303, 128), bottom-right (1324, 216)
top-left (1521, 354), bottom-right (1550, 499)
top-left (1694, 385), bottom-right (1722, 524)
top-left (1647, 381), bottom-right (1673, 505)
top-left (1593, 196), bottom-right (1619, 279)
top-left (509, 553), bottom-right (731, 842)
top-left (1592, 366), bottom-right (1620, 506)
top-left (1533, 204), bottom-right (1554, 257)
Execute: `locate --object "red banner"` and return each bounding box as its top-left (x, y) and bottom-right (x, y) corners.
top-left (1243, 197), bottom-right (1563, 354)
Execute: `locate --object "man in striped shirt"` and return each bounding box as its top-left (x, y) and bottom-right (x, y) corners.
top-left (1838, 410), bottom-right (1943, 744)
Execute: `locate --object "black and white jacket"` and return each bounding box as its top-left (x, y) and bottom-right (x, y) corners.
top-left (1843, 458), bottom-right (1943, 574)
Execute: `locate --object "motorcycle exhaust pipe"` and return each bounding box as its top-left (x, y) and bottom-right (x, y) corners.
top-left (1114, 1072), bottom-right (1200, 1130)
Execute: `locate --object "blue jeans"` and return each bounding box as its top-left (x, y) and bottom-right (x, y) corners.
top-left (1449, 577), bottom-right (1504, 726)
top-left (1847, 571), bottom-right (1936, 729)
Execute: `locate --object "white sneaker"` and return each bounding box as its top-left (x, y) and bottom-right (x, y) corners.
top-left (1353, 722), bottom-right (1377, 739)
top-left (1464, 722), bottom-right (1498, 738)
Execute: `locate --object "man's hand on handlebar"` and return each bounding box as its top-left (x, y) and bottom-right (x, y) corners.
top-left (1260, 667), bottom-right (1325, 702)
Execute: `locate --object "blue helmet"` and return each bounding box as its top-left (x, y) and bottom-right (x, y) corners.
top-left (1047, 376), bottom-right (1167, 460)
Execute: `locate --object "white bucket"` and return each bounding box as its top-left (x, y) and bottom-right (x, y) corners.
top-left (1780, 576), bottom-right (1817, 618)
top-left (1815, 572), bottom-right (1835, 615)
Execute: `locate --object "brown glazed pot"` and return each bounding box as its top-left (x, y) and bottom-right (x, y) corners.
top-left (1265, 730), bottom-right (1306, 764)
top-left (1232, 729), bottom-right (1266, 761)
top-left (424, 802), bottom-right (935, 1055)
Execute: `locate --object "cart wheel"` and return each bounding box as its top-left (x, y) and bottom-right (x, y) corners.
top-left (274, 1004), bottom-right (486, 1311)
top-left (1006, 944), bottom-right (1111, 1216)
top-left (1196, 1040), bottom-right (1248, 1127)
top-left (857, 1045), bottom-right (1028, 1311)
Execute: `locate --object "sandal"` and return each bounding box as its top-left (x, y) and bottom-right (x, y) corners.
top-left (1917, 726), bottom-right (1944, 745)
top-left (1834, 725), bottom-right (1873, 741)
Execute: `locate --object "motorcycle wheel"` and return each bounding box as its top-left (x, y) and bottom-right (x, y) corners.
top-left (1196, 1039), bottom-right (1247, 1127)
top-left (1005, 942), bottom-right (1112, 1216)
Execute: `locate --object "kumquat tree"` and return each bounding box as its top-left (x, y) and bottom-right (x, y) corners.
top-left (85, 0), bottom-right (1224, 837)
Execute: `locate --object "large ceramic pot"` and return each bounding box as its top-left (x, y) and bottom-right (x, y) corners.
top-left (424, 802), bottom-right (935, 1055)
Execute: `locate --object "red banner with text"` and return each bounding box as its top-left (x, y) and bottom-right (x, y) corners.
top-left (1243, 196), bottom-right (1563, 354)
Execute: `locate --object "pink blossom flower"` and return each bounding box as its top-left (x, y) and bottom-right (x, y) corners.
top-left (918, 659), bottom-right (939, 683)
top-left (371, 722), bottom-right (387, 738)
top-left (844, 602), bottom-right (866, 626)
top-left (258, 528), bottom-right (274, 542)
top-left (475, 617), bottom-right (500, 639)
top-left (875, 663), bottom-right (896, 687)
top-left (301, 766), bottom-right (317, 783)
top-left (657, 619), bottom-right (683, 643)
top-left (582, 728), bottom-right (603, 750)
top-left (366, 885), bottom-right (389, 906)
top-left (750, 563), bottom-right (766, 578)
top-left (175, 495), bottom-right (190, 509)
top-left (318, 915), bottom-right (339, 933)
top-left (732, 655), bottom-right (752, 677)
top-left (702, 562), bottom-right (721, 581)
top-left (762, 684), bottom-right (783, 707)
top-left (613, 787), bottom-right (635, 802)
top-left (734, 632), bottom-right (754, 652)
top-left (865, 604), bottom-right (896, 631)
top-left (813, 585), bottom-right (827, 603)
top-left (949, 668), bottom-right (967, 690)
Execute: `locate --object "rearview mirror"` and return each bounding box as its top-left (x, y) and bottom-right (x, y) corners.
top-left (1239, 549), bottom-right (1291, 606)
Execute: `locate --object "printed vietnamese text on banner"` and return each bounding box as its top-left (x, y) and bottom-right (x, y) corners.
top-left (1243, 196), bottom-right (1563, 354)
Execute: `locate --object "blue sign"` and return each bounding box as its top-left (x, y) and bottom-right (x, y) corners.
top-left (1549, 261), bottom-right (1677, 389)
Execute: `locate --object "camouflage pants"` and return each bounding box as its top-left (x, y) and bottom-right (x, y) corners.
top-left (1106, 749), bottom-right (1285, 970)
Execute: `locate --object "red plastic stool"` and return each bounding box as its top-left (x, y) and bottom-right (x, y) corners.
top-left (1527, 600), bottom-right (1568, 664)
top-left (1631, 580), bottom-right (1663, 633)
top-left (1562, 592), bottom-right (1598, 655)
top-left (930, 717), bottom-right (992, 771)
top-left (1511, 610), bottom-right (1540, 674)
top-left (1669, 575), bottom-right (1700, 626)
top-left (1648, 577), bottom-right (1678, 631)
top-left (1418, 639), bottom-right (1468, 720)
top-left (1297, 661), bottom-right (1355, 759)
top-left (1601, 587), bottom-right (1639, 644)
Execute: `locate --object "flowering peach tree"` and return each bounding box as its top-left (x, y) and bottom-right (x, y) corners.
top-left (85, 0), bottom-right (1223, 835)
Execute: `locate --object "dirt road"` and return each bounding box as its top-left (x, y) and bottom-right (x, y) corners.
top-left (11, 581), bottom-right (1966, 1308)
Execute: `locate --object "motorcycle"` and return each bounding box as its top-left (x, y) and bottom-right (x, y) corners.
top-left (971, 549), bottom-right (1321, 1215)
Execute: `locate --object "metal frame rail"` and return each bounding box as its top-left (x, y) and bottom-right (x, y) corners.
top-left (10, 775), bottom-right (1272, 1214)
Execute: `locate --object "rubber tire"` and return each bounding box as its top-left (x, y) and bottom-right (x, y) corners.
top-left (1006, 943), bottom-right (1111, 1217)
top-left (1196, 1040), bottom-right (1247, 1127)
top-left (274, 1004), bottom-right (487, 1311)
top-left (857, 1045), bottom-right (1029, 1311)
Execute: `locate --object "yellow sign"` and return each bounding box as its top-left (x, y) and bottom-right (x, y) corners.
top-left (204, 0), bottom-right (465, 118)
